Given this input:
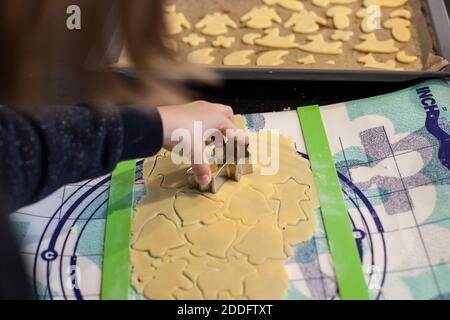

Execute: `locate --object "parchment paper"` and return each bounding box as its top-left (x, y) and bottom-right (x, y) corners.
top-left (168, 0), bottom-right (448, 71)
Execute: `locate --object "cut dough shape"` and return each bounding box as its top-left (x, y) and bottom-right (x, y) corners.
top-left (241, 6), bottom-right (282, 30)
top-left (174, 192), bottom-right (221, 226)
top-left (326, 6), bottom-right (352, 29)
top-left (197, 258), bottom-right (257, 299)
top-left (271, 178), bottom-right (310, 227)
top-left (234, 216), bottom-right (287, 264)
top-left (299, 34), bottom-right (343, 55)
top-left (254, 28), bottom-right (299, 49)
top-left (142, 259), bottom-right (193, 300)
top-left (132, 215), bottom-right (185, 257)
top-left (212, 36), bottom-right (235, 48)
top-left (187, 48), bottom-right (215, 64)
top-left (383, 18), bottom-right (411, 43)
top-left (364, 0), bottom-right (408, 8)
top-left (263, 0), bottom-right (304, 11)
top-left (356, 7), bottom-right (382, 33)
top-left (331, 30), bottom-right (354, 41)
top-left (358, 53), bottom-right (404, 70)
top-left (226, 185), bottom-right (273, 225)
top-left (242, 33), bottom-right (263, 45)
top-left (185, 220), bottom-right (237, 258)
top-left (312, 0), bottom-right (358, 7)
top-left (195, 13), bottom-right (238, 36)
top-left (256, 50), bottom-right (289, 66)
top-left (390, 9), bottom-right (412, 19)
top-left (284, 10), bottom-right (327, 34)
top-left (297, 54), bottom-right (316, 65)
top-left (223, 50), bottom-right (255, 66)
top-left (244, 261), bottom-right (289, 300)
top-left (326, 60), bottom-right (336, 64)
top-left (396, 50), bottom-right (418, 64)
top-left (132, 125), bottom-right (319, 300)
top-left (164, 5), bottom-right (191, 35)
top-left (354, 33), bottom-right (399, 53)
top-left (182, 33), bottom-right (206, 47)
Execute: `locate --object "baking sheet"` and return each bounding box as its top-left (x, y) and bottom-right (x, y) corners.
top-left (169, 0), bottom-right (446, 71)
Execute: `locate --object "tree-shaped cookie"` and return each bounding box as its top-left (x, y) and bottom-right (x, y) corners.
top-left (284, 10), bottom-right (327, 33)
top-left (196, 13), bottom-right (237, 36)
top-left (164, 5), bottom-right (191, 35)
top-left (241, 5), bottom-right (282, 30)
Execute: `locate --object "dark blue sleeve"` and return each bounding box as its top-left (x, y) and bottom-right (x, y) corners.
top-left (0, 103), bottom-right (163, 214)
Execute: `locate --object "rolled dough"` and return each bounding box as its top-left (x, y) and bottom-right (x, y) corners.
top-left (131, 120), bottom-right (320, 300)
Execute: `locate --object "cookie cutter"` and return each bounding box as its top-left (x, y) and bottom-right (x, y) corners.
top-left (186, 138), bottom-right (253, 193)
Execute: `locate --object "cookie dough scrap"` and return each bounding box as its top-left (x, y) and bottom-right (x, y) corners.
top-left (383, 18), bottom-right (411, 43)
top-left (396, 50), bottom-right (418, 64)
top-left (358, 53), bottom-right (404, 70)
top-left (326, 6), bottom-right (352, 29)
top-left (297, 54), bottom-right (316, 65)
top-left (356, 7), bottom-right (382, 33)
top-left (131, 124), bottom-right (320, 300)
top-left (331, 30), bottom-right (354, 41)
top-left (254, 28), bottom-right (299, 49)
top-left (164, 5), bottom-right (190, 35)
top-left (182, 34), bottom-right (206, 47)
top-left (212, 36), bottom-right (235, 48)
top-left (263, 0), bottom-right (305, 11)
top-left (196, 13), bottom-right (237, 36)
top-left (312, 0), bottom-right (358, 7)
top-left (256, 50), bottom-right (289, 66)
top-left (284, 10), bottom-right (327, 34)
top-left (223, 50), bottom-right (255, 66)
top-left (242, 33), bottom-right (262, 45)
top-left (354, 33), bottom-right (399, 53)
top-left (364, 0), bottom-right (408, 8)
top-left (299, 34), bottom-right (343, 55)
top-left (187, 48), bottom-right (215, 65)
top-left (241, 5), bottom-right (282, 30)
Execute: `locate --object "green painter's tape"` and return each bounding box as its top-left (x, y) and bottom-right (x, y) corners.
top-left (297, 106), bottom-right (369, 300)
top-left (101, 160), bottom-right (136, 300)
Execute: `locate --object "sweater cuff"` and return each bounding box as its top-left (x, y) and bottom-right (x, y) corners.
top-left (119, 106), bottom-right (163, 160)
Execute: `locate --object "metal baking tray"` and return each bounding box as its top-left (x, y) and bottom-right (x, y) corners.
top-left (108, 0), bottom-right (450, 82)
top-left (214, 0), bottom-right (450, 82)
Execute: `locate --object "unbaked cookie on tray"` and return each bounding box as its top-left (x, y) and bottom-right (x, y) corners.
top-left (152, 0), bottom-right (447, 71)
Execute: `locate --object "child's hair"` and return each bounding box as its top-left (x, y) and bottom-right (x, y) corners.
top-left (0, 0), bottom-right (212, 107)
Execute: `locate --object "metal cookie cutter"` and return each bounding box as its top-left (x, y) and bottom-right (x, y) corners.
top-left (186, 138), bottom-right (253, 193)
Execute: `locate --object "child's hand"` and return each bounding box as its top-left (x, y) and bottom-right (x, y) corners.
top-left (158, 100), bottom-right (246, 186)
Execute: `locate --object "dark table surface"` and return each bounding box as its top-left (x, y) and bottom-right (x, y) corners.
top-left (195, 78), bottom-right (427, 114)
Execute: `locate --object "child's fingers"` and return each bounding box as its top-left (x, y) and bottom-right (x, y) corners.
top-left (191, 163), bottom-right (211, 186)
